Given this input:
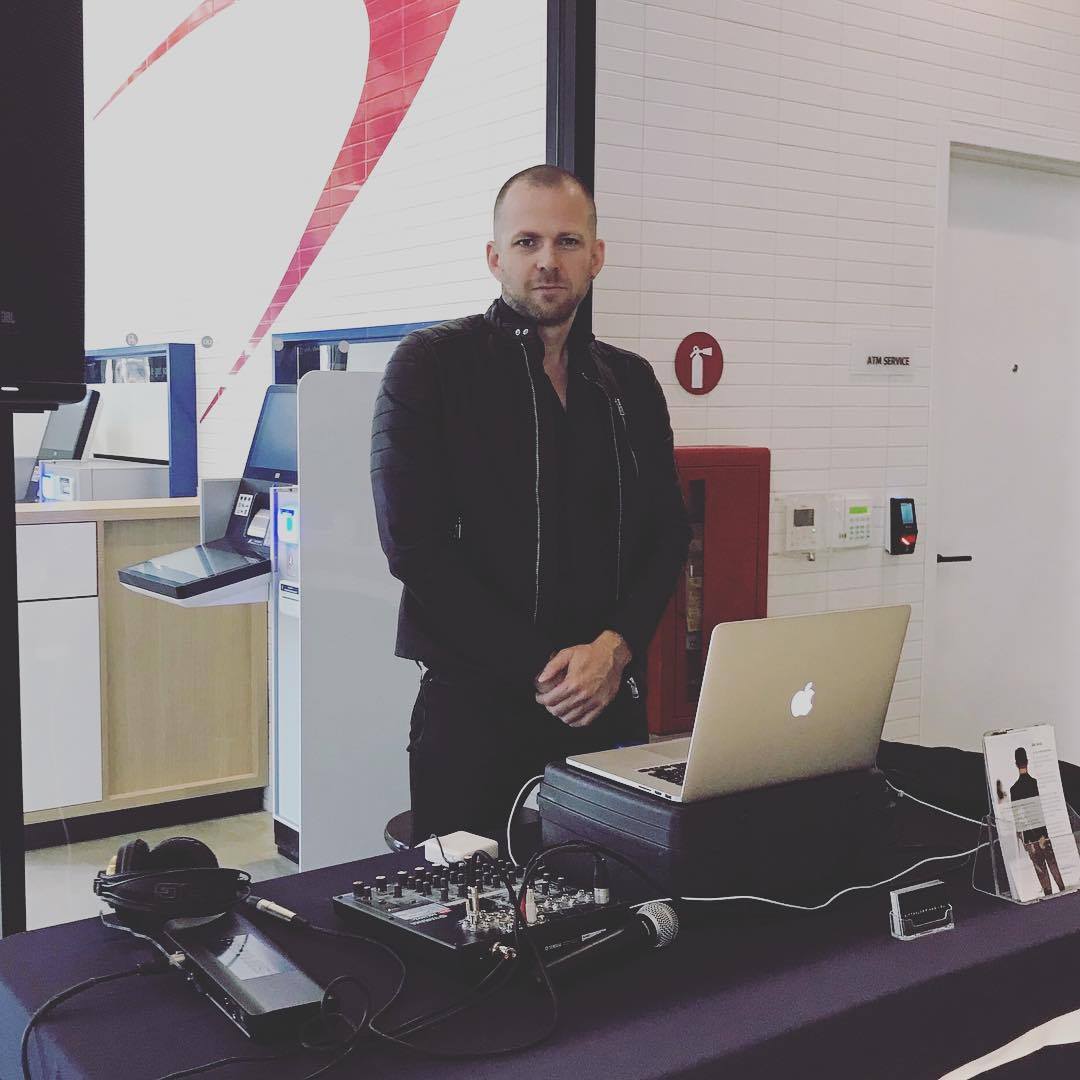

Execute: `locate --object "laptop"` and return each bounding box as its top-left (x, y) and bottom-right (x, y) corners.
top-left (566, 605), bottom-right (911, 803)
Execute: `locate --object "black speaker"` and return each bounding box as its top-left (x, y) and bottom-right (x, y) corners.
top-left (0, 0), bottom-right (87, 406)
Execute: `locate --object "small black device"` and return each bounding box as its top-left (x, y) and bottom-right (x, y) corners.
top-left (889, 879), bottom-right (953, 941)
top-left (887, 497), bottom-right (918, 555)
top-left (118, 384), bottom-right (296, 600)
top-left (163, 912), bottom-right (324, 1041)
top-left (331, 855), bottom-right (630, 975)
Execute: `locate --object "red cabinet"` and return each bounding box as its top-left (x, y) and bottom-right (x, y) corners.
top-left (646, 447), bottom-right (770, 736)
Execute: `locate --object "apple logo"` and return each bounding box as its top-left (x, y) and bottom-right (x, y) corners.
top-left (790, 682), bottom-right (815, 718)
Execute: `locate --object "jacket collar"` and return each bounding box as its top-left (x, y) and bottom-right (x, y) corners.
top-left (484, 295), bottom-right (595, 352)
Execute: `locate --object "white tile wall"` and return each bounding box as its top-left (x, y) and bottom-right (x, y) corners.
top-left (595, 0), bottom-right (1080, 744)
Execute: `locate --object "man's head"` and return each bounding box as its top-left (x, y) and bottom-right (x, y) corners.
top-left (486, 165), bottom-right (604, 328)
top-left (1016, 747), bottom-right (1029, 771)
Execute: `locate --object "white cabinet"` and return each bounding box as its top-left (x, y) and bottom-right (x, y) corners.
top-left (16, 522), bottom-right (97, 600)
top-left (17, 523), bottom-right (102, 813)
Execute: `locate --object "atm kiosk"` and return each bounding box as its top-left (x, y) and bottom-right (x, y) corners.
top-left (118, 384), bottom-right (296, 606)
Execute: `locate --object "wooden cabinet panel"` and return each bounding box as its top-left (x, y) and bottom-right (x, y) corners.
top-left (100, 517), bottom-right (267, 797)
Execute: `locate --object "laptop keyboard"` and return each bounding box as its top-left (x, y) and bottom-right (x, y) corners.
top-left (639, 762), bottom-right (686, 787)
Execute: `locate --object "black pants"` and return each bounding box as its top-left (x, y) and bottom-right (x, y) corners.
top-left (407, 669), bottom-right (646, 847)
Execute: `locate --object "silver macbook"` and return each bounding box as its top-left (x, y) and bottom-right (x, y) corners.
top-left (567, 605), bottom-right (911, 803)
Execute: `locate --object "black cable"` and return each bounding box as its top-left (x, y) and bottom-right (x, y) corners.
top-left (257, 911), bottom-right (526, 1061)
top-left (295, 975), bottom-right (371, 1080)
top-left (367, 851), bottom-right (562, 1059)
top-left (21, 960), bottom-right (165, 1080)
top-left (299, 916), bottom-right (491, 1043)
top-left (155, 976), bottom-right (372, 1080)
top-left (521, 839), bottom-right (680, 914)
top-left (428, 832), bottom-right (450, 866)
top-left (298, 906), bottom-right (523, 1043)
top-left (383, 955), bottom-right (517, 1041)
top-left (154, 1050), bottom-right (299, 1080)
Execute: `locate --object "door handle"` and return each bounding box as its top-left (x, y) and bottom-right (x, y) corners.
top-left (936, 554), bottom-right (973, 563)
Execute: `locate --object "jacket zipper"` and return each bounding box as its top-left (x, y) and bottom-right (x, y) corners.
top-left (579, 370), bottom-right (625, 604)
top-left (614, 397), bottom-right (639, 478)
top-left (607, 399), bottom-right (623, 603)
top-left (518, 333), bottom-right (542, 624)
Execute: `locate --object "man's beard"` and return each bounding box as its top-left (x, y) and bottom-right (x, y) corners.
top-left (502, 284), bottom-right (585, 327)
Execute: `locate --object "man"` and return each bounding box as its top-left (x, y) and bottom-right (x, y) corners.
top-left (371, 165), bottom-right (691, 844)
top-left (1010, 746), bottom-right (1065, 896)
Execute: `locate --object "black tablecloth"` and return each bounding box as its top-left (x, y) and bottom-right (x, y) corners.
top-left (3, 830), bottom-right (1080, 1080)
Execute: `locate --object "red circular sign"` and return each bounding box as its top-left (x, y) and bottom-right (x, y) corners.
top-left (675, 333), bottom-right (723, 395)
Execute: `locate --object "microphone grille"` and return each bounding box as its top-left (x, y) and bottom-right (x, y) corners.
top-left (638, 901), bottom-right (679, 948)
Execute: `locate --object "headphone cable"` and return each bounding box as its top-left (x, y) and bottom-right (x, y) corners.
top-left (21, 958), bottom-right (167, 1080)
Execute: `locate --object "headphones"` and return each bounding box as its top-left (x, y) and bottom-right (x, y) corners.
top-left (93, 836), bottom-right (251, 924)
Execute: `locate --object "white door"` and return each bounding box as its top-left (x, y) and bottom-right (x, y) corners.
top-left (923, 153), bottom-right (1080, 760)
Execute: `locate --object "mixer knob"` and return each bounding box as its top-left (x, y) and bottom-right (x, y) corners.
top-left (351, 880), bottom-right (365, 898)
top-left (375, 875), bottom-right (388, 893)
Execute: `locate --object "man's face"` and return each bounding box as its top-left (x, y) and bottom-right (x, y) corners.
top-left (486, 181), bottom-right (605, 328)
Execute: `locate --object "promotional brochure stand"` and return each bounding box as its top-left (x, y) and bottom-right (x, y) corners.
top-left (972, 806), bottom-right (1080, 905)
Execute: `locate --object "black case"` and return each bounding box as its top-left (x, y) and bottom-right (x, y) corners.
top-left (538, 763), bottom-right (894, 904)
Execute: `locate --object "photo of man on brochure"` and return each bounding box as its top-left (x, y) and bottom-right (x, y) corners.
top-left (984, 725), bottom-right (1080, 903)
top-left (1010, 746), bottom-right (1065, 896)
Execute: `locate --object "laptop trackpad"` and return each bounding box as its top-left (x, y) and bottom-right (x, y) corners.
top-left (647, 738), bottom-right (690, 764)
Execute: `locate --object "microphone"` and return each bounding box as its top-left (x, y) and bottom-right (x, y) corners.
top-left (540, 902), bottom-right (678, 983)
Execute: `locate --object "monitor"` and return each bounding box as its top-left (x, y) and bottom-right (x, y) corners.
top-left (242, 385), bottom-right (297, 483)
top-left (38, 390), bottom-right (100, 462)
top-left (23, 390), bottom-right (100, 501)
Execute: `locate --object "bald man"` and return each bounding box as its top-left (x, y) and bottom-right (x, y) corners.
top-left (371, 165), bottom-right (690, 844)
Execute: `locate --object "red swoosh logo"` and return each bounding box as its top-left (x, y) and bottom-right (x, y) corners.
top-left (93, 0), bottom-right (240, 122)
top-left (93, 1), bottom-right (461, 421)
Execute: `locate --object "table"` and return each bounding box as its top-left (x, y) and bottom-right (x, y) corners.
top-left (3, 827), bottom-right (1080, 1080)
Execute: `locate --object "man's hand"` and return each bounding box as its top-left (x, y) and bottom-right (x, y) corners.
top-left (534, 631), bottom-right (632, 728)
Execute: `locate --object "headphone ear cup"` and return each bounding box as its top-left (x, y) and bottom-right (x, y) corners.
top-left (146, 836), bottom-right (219, 871)
top-left (115, 838), bottom-right (150, 874)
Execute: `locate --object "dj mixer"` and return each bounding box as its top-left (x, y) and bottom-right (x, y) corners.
top-left (332, 855), bottom-right (628, 973)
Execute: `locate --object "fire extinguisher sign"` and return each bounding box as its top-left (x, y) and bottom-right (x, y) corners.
top-left (675, 332), bottom-right (723, 395)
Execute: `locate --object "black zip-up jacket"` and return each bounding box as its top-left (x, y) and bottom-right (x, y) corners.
top-left (370, 297), bottom-right (691, 692)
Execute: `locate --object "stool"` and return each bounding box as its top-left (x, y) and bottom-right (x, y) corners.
top-left (384, 810), bottom-right (413, 853)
